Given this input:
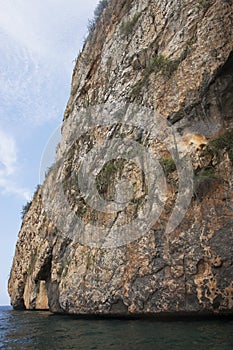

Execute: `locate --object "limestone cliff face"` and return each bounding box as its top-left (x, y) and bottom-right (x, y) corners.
top-left (9, 0), bottom-right (233, 315)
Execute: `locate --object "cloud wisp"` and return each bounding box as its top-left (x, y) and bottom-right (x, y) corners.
top-left (0, 128), bottom-right (30, 199)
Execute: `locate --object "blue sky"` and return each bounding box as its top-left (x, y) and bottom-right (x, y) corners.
top-left (0, 0), bottom-right (99, 305)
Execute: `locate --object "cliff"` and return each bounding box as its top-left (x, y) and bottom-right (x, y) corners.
top-left (8, 0), bottom-right (233, 315)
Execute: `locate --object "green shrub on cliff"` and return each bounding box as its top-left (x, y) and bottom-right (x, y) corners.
top-left (87, 0), bottom-right (109, 33)
top-left (131, 54), bottom-right (180, 98)
top-left (21, 201), bottom-right (32, 219)
top-left (146, 55), bottom-right (181, 78)
top-left (206, 131), bottom-right (233, 163)
top-left (94, 0), bottom-right (109, 18)
top-left (96, 159), bottom-right (125, 196)
top-left (194, 166), bottom-right (219, 200)
top-left (120, 13), bottom-right (141, 36)
top-left (160, 158), bottom-right (176, 176)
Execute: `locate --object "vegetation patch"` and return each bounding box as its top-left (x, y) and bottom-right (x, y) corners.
top-left (87, 0), bottom-right (109, 33)
top-left (130, 54), bottom-right (180, 98)
top-left (120, 13), bottom-right (141, 37)
top-left (205, 131), bottom-right (233, 163)
top-left (194, 166), bottom-right (219, 200)
top-left (75, 201), bottom-right (88, 218)
top-left (160, 158), bottom-right (176, 176)
top-left (21, 201), bottom-right (32, 219)
top-left (198, 0), bottom-right (212, 11)
top-left (130, 79), bottom-right (146, 99)
top-left (145, 55), bottom-right (179, 78)
top-left (96, 159), bottom-right (126, 197)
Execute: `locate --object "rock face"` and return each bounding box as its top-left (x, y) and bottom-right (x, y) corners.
top-left (8, 0), bottom-right (233, 315)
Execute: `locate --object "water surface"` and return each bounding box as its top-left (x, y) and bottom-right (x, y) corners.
top-left (0, 306), bottom-right (233, 349)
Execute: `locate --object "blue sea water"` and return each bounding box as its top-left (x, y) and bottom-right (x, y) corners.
top-left (0, 306), bottom-right (233, 349)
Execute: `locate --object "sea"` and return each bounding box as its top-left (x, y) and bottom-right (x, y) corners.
top-left (0, 306), bottom-right (233, 349)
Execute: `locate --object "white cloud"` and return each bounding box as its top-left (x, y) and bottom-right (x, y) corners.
top-left (0, 177), bottom-right (30, 200)
top-left (0, 0), bottom-right (99, 188)
top-left (0, 0), bottom-right (99, 126)
top-left (0, 0), bottom-right (98, 64)
top-left (0, 129), bottom-right (17, 175)
top-left (0, 129), bottom-right (30, 199)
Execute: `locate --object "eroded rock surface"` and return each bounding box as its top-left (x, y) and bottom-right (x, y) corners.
top-left (9, 0), bottom-right (233, 315)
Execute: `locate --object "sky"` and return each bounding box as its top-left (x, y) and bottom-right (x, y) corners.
top-left (0, 0), bottom-right (99, 305)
